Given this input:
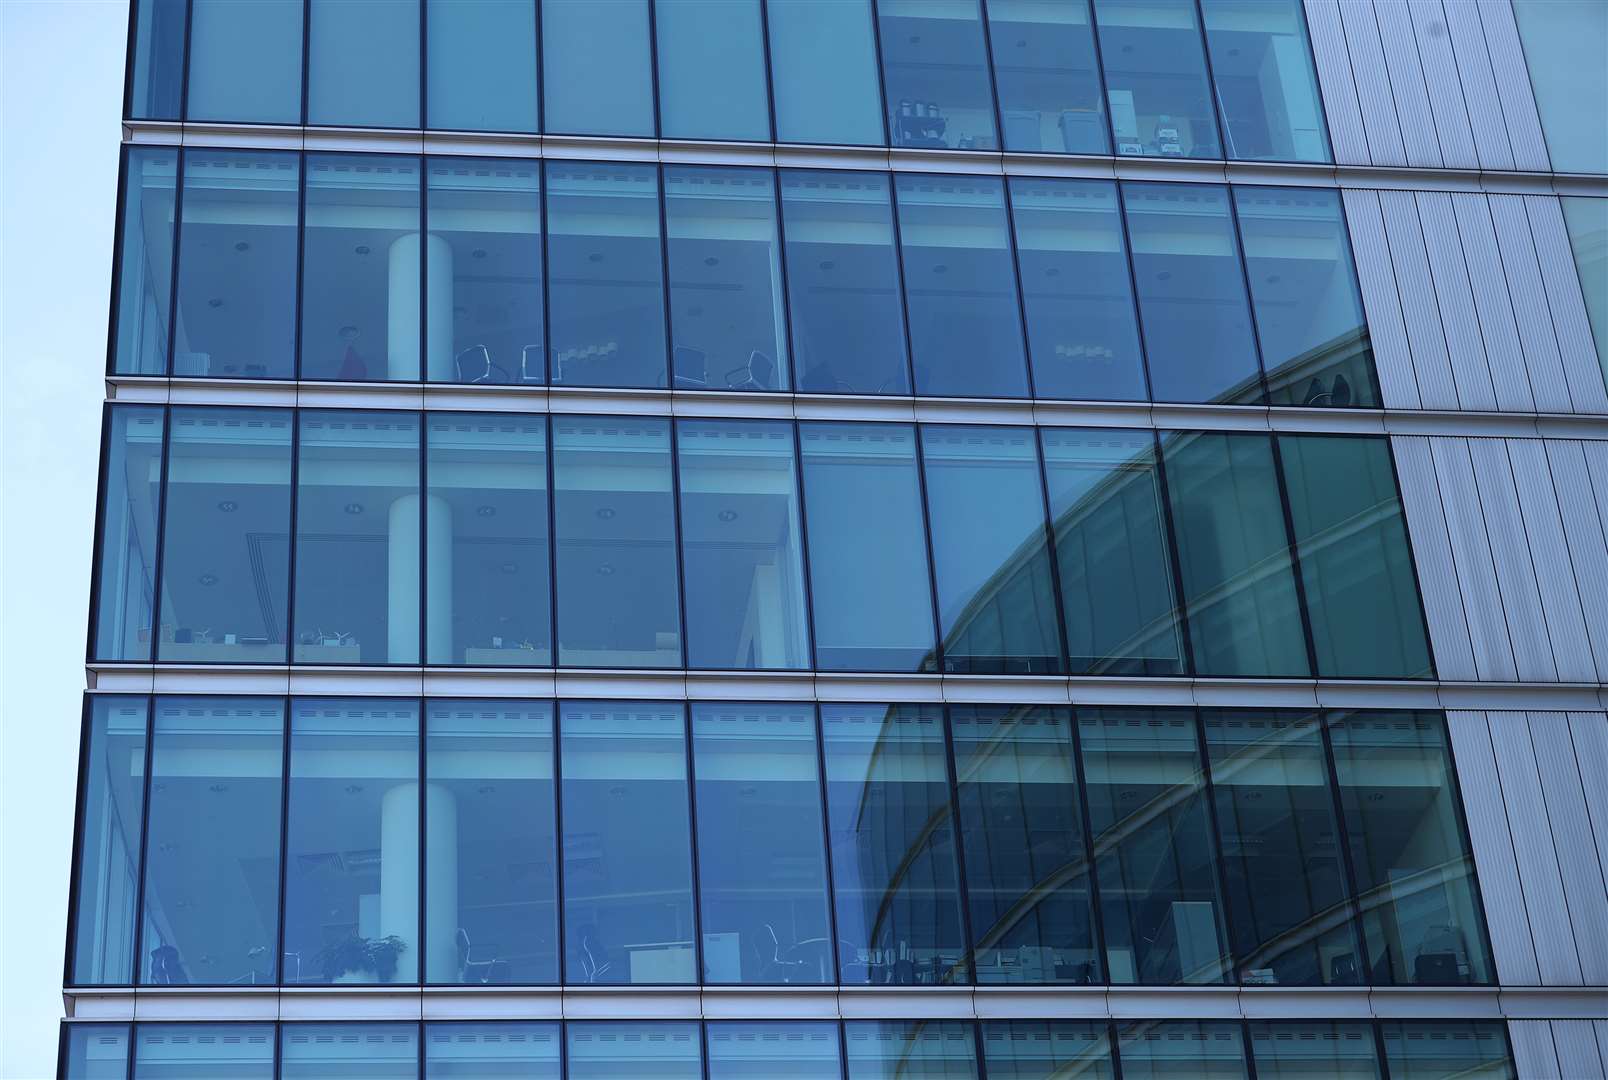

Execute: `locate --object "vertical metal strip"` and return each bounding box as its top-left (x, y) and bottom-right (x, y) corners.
top-left (1190, 706), bottom-right (1245, 985)
top-left (812, 703), bottom-right (844, 986)
top-left (162, 149), bottom-right (187, 377)
top-left (646, 0), bottom-right (663, 139)
top-left (61, 697), bottom-right (97, 988)
top-left (1188, 0), bottom-right (1232, 160)
top-left (1266, 433), bottom-right (1324, 679)
top-left (1067, 706), bottom-right (1112, 985)
top-left (679, 702), bottom-right (705, 986)
top-left (273, 701), bottom-right (294, 985)
top-left (939, 704), bottom-right (978, 984)
top-left (1032, 429), bottom-right (1072, 676)
top-left (177, 0), bottom-right (194, 121)
top-left (911, 424), bottom-right (948, 674)
top-left (1314, 709), bottom-right (1372, 986)
top-left (85, 404), bottom-right (118, 663)
top-left (756, 0), bottom-right (778, 143)
top-left (549, 700), bottom-right (565, 985)
top-left (417, 699), bottom-right (428, 986)
top-left (999, 175), bottom-right (1040, 404)
top-left (148, 402), bottom-right (174, 665)
top-left (867, 0), bottom-right (893, 147)
top-left (1111, 181), bottom-right (1159, 403)
top-left (1149, 429), bottom-right (1199, 676)
top-left (129, 697), bottom-right (156, 987)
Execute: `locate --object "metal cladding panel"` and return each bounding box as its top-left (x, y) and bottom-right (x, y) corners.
top-left (1441, 0), bottom-right (1516, 171)
top-left (1452, 194), bottom-right (1535, 411)
top-left (1344, 189), bottom-right (1422, 408)
top-left (1445, 711), bottom-right (1540, 985)
top-left (1597, 1021), bottom-right (1608, 1073)
top-left (1566, 713), bottom-right (1608, 907)
top-left (1529, 713), bottom-right (1608, 986)
top-left (1476, 0), bottom-right (1553, 171)
top-left (1509, 1021), bottom-right (1564, 1080)
top-left (1545, 442), bottom-right (1608, 680)
top-left (1338, 0), bottom-right (1406, 165)
top-left (1488, 196), bottom-right (1574, 412)
top-left (1380, 191), bottom-right (1459, 408)
top-left (1392, 436), bottom-right (1477, 678)
top-left (1466, 438), bottom-right (1555, 680)
top-left (1526, 196), bottom-right (1608, 413)
top-left (1432, 437), bottom-right (1518, 681)
top-left (1305, 0), bottom-right (1370, 164)
top-left (1587, 441), bottom-right (1608, 514)
top-left (1550, 1022), bottom-right (1608, 1078)
top-left (1506, 440), bottom-right (1594, 680)
top-left (1418, 193), bottom-right (1499, 411)
top-left (1409, 0), bottom-right (1479, 169)
top-left (1373, 0), bottom-right (1441, 167)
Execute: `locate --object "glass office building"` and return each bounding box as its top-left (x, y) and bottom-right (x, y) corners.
top-left (66, 0), bottom-right (1608, 1076)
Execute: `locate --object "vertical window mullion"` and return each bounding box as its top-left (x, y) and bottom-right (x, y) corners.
top-left (1191, 707), bottom-right (1246, 986)
top-left (128, 697), bottom-right (157, 987)
top-left (1145, 429), bottom-right (1197, 675)
top-left (938, 705), bottom-right (977, 984)
top-left (1065, 708), bottom-right (1111, 985)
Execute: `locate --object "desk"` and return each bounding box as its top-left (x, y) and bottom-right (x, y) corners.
top-left (623, 941), bottom-right (695, 983)
top-left (463, 647), bottom-right (552, 666)
top-left (289, 643), bottom-right (364, 663)
top-left (160, 642), bottom-right (287, 662)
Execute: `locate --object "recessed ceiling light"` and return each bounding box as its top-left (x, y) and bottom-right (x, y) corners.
top-left (588, 252), bottom-right (604, 263)
top-left (1265, 274), bottom-right (1281, 284)
top-left (499, 562), bottom-right (519, 575)
top-left (234, 241), bottom-right (250, 252)
top-left (1157, 271), bottom-right (1172, 282)
top-left (208, 297), bottom-right (224, 309)
top-left (596, 563), bottom-right (616, 576)
top-left (717, 509), bottom-right (738, 522)
top-left (344, 502), bottom-right (364, 515)
top-left (476, 505), bottom-right (497, 517)
top-left (819, 260), bottom-right (835, 271)
top-left (355, 244), bottom-right (371, 255)
top-left (198, 573), bottom-right (218, 587)
top-left (704, 256), bottom-right (720, 267)
top-left (933, 264), bottom-right (948, 274)
top-left (472, 248), bottom-right (488, 259)
top-left (595, 507), bottom-right (616, 519)
top-left (217, 500), bottom-right (238, 513)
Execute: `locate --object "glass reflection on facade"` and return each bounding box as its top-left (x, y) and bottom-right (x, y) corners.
top-left (69, 698), bottom-right (148, 985)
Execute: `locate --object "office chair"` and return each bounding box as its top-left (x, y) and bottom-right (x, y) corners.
top-left (725, 350), bottom-right (776, 391)
top-left (457, 928), bottom-right (510, 984)
top-left (752, 924), bottom-right (813, 984)
top-left (673, 345), bottom-right (709, 389)
top-left (520, 344), bottom-right (544, 383)
top-left (455, 344), bottom-right (510, 384)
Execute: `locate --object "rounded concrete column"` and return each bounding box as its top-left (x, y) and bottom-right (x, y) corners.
top-left (380, 781), bottom-right (458, 984)
top-left (389, 232), bottom-right (454, 382)
top-left (388, 493), bottom-right (453, 663)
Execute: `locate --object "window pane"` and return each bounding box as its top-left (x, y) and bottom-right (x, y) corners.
top-left (1094, 0), bottom-right (1222, 158)
top-left (566, 1022), bottom-right (702, 1079)
top-left (308, 0), bottom-right (420, 128)
top-left (92, 406), bottom-right (164, 661)
top-left (61, 1025), bottom-right (131, 1080)
top-left (541, 0), bottom-right (653, 136)
top-left (293, 411), bottom-right (422, 665)
top-left (677, 419), bottom-right (809, 668)
top-left (141, 699), bottom-right (284, 986)
top-left (1162, 431), bottom-right (1308, 677)
top-left (283, 700), bottom-right (421, 985)
top-left (844, 1021), bottom-right (979, 1078)
top-left (921, 425), bottom-right (1061, 675)
top-left (1379, 1021), bottom-right (1516, 1080)
top-left (781, 170), bottom-right (910, 395)
top-left (767, 0), bottom-right (884, 146)
top-left (132, 1023), bottom-right (275, 1077)
top-left (281, 1022), bottom-right (419, 1078)
top-left (186, 0), bottom-right (303, 124)
top-left (427, 158), bottom-right (544, 385)
top-left (657, 0), bottom-right (770, 141)
top-left (546, 162), bottom-right (667, 389)
top-left (1203, 711), bottom-right (1358, 987)
top-left (880, 0), bottom-right (998, 150)
top-left (1010, 178), bottom-right (1145, 401)
top-left (898, 175), bottom-right (1030, 397)
top-left (561, 702), bottom-right (695, 985)
top-left (426, 414), bottom-right (551, 665)
top-left (954, 706), bottom-right (1098, 984)
top-left (1247, 1022), bottom-right (1380, 1079)
top-left (1200, 0), bottom-right (1328, 162)
top-left (174, 150), bottom-right (299, 379)
top-left (1279, 435), bottom-right (1431, 678)
top-left (799, 422), bottom-right (935, 672)
top-left (70, 698), bottom-right (148, 985)
top-left (1327, 712), bottom-right (1494, 986)
top-left (1237, 187), bottom-right (1376, 407)
top-left (1512, 0), bottom-right (1608, 175)
top-left (111, 147), bottom-right (176, 375)
top-left (822, 704), bottom-right (968, 985)
top-left (1124, 182), bottom-right (1260, 404)
top-left (427, 0), bottom-right (539, 133)
top-left (692, 703), bottom-right (832, 984)
top-left (127, 0), bottom-right (184, 119)
top-left (987, 0), bottom-right (1107, 154)
top-left (1562, 196), bottom-right (1608, 376)
top-left (426, 702), bottom-right (557, 984)
top-left (553, 417), bottom-right (680, 667)
top-left (1080, 708), bottom-right (1230, 985)
top-left (666, 166), bottom-right (790, 391)
top-left (301, 155), bottom-right (424, 382)
top-left (1115, 1022), bottom-right (1247, 1079)
top-left (1042, 428), bottom-right (1183, 675)
top-left (156, 408), bottom-right (293, 663)
top-left (708, 1021), bottom-right (842, 1079)
top-left (980, 1021), bottom-right (1114, 1079)
top-left (425, 1022), bottom-right (560, 1078)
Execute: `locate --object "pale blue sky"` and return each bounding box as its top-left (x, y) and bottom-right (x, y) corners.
top-left (2, 2), bottom-right (128, 1076)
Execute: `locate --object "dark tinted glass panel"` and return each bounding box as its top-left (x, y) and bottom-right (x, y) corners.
top-left (546, 163), bottom-right (667, 389)
top-left (954, 706), bottom-right (1099, 985)
top-left (1010, 178), bottom-right (1145, 401)
top-left (157, 407), bottom-right (293, 663)
top-left (1201, 0), bottom-right (1329, 163)
top-left (186, 0), bottom-right (303, 124)
top-left (1162, 431), bottom-right (1308, 677)
top-left (898, 175), bottom-right (1030, 398)
top-left (92, 406), bottom-right (164, 661)
top-left (70, 698), bottom-right (148, 984)
top-left (781, 170), bottom-right (910, 395)
top-left (111, 148), bottom-right (177, 375)
top-left (987, 0), bottom-right (1107, 154)
top-left (541, 0), bottom-right (654, 136)
top-left (1080, 708), bottom-right (1230, 984)
top-left (657, 0), bottom-right (770, 141)
top-left (300, 155), bottom-right (423, 382)
top-left (552, 417), bottom-right (680, 667)
top-left (666, 167), bottom-right (790, 391)
top-left (140, 699), bottom-right (284, 987)
top-left (1042, 428), bottom-right (1183, 675)
top-left (293, 411), bottom-right (422, 665)
top-left (980, 1021), bottom-right (1114, 1078)
top-left (427, 0), bottom-right (539, 133)
top-left (1248, 1022), bottom-right (1380, 1079)
top-left (426, 414), bottom-right (550, 665)
top-left (707, 1021), bottom-right (842, 1078)
top-left (1379, 1021), bottom-right (1516, 1080)
top-left (567, 1022), bottom-right (702, 1079)
top-left (799, 422), bottom-right (935, 672)
top-left (424, 1022), bottom-right (561, 1077)
top-left (281, 1022), bottom-right (419, 1078)
top-left (425, 701), bottom-right (557, 984)
top-left (1327, 712), bottom-right (1494, 986)
top-left (127, 0), bottom-right (184, 120)
top-left (880, 0), bottom-right (998, 150)
top-left (767, 0), bottom-right (884, 146)
top-left (283, 700), bottom-right (421, 985)
top-left (692, 703), bottom-right (833, 984)
top-left (427, 158), bottom-right (544, 385)
top-left (1094, 0), bottom-right (1221, 158)
top-left (561, 702), bottom-right (696, 985)
top-left (1279, 435), bottom-right (1431, 678)
top-left (132, 1024), bottom-right (275, 1077)
top-left (307, 0), bottom-right (420, 128)
top-left (822, 704), bottom-right (968, 985)
top-left (1116, 1022), bottom-right (1247, 1079)
top-left (1124, 183), bottom-right (1260, 404)
top-left (62, 1025), bottom-right (131, 1080)
top-left (844, 1021), bottom-right (979, 1078)
top-left (174, 150), bottom-right (299, 379)
top-left (921, 425), bottom-right (1060, 675)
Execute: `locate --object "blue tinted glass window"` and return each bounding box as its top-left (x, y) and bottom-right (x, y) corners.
top-left (1010, 178), bottom-right (1145, 401)
top-left (141, 699), bottom-right (284, 986)
top-left (1379, 1021), bottom-right (1516, 1080)
top-left (844, 1021), bottom-right (979, 1078)
top-left (657, 0), bottom-right (770, 141)
top-left (111, 148), bottom-right (177, 376)
top-left (1201, 0), bottom-right (1329, 163)
top-left (921, 425), bottom-right (1061, 675)
top-left (987, 0), bottom-right (1107, 154)
top-left (822, 704), bottom-right (968, 985)
top-left (186, 0), bottom-right (303, 124)
top-left (132, 1024), bottom-right (274, 1077)
top-left (767, 0), bottom-right (884, 146)
top-left (692, 703), bottom-right (833, 984)
top-left (799, 422), bottom-right (936, 672)
top-left (1094, 0), bottom-right (1222, 158)
top-left (553, 417), bottom-right (680, 667)
top-left (567, 1022), bottom-right (702, 1078)
top-left (546, 162), bottom-right (667, 389)
top-left (425, 1023), bottom-right (561, 1077)
top-left (666, 167), bottom-right (790, 391)
top-left (70, 698), bottom-right (148, 985)
top-left (1124, 182), bottom-right (1261, 404)
top-left (781, 170), bottom-right (910, 395)
top-left (1116, 1021), bottom-right (1247, 1078)
top-left (898, 175), bottom-right (1030, 397)
top-left (1247, 1022), bottom-right (1380, 1078)
top-left (281, 1022), bottom-right (419, 1077)
top-left (127, 0), bottom-right (184, 120)
top-left (93, 407), bottom-right (165, 661)
top-left (561, 703), bottom-right (696, 985)
top-left (307, 0), bottom-right (420, 128)
top-left (62, 1025), bottom-right (131, 1080)
top-left (283, 701), bottom-right (421, 985)
top-left (1562, 197), bottom-right (1608, 374)
top-left (301, 155), bottom-right (424, 382)
top-left (707, 1021), bottom-right (841, 1078)
top-left (880, 0), bottom-right (998, 150)
top-left (427, 0), bottom-right (539, 133)
top-left (980, 1021), bottom-right (1114, 1078)
top-left (1512, 0), bottom-right (1608, 175)
top-left (541, 0), bottom-right (654, 136)
top-left (426, 702), bottom-right (557, 984)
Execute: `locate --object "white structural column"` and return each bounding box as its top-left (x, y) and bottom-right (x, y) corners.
top-left (380, 781), bottom-right (458, 983)
top-left (389, 233), bottom-right (454, 382)
top-left (388, 493), bottom-right (453, 663)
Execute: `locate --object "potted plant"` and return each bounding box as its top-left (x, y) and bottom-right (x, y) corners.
top-left (318, 934), bottom-right (408, 984)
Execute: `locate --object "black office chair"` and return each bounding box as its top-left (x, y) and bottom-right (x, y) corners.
top-left (149, 944), bottom-right (190, 985)
top-left (455, 344), bottom-right (510, 384)
top-left (725, 350), bottom-right (775, 391)
top-left (751, 924), bottom-right (813, 984)
top-left (673, 345), bottom-right (709, 389)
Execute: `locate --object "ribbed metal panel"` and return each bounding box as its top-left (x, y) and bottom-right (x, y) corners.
top-left (1343, 189), bottom-right (1421, 407)
top-left (1409, 0), bottom-right (1479, 169)
top-left (1452, 194), bottom-right (1535, 411)
top-left (1596, 1020), bottom-right (1608, 1072)
top-left (1545, 442), bottom-right (1608, 680)
top-left (1506, 440), bottom-right (1594, 680)
top-left (1528, 714), bottom-right (1608, 986)
top-left (1525, 195), bottom-right (1608, 413)
top-left (1391, 436), bottom-right (1476, 677)
top-left (1441, 0), bottom-right (1515, 171)
top-left (1380, 191), bottom-right (1459, 408)
top-left (1476, 0), bottom-right (1552, 171)
top-left (1418, 193), bottom-right (1499, 410)
top-left (1373, 0), bottom-right (1441, 166)
top-left (1585, 440), bottom-right (1608, 512)
top-left (1509, 1021), bottom-right (1564, 1080)
top-left (1337, 0), bottom-right (1406, 165)
top-left (1566, 713), bottom-right (1608, 907)
top-left (1431, 437), bottom-right (1517, 680)
top-left (1549, 1021), bottom-right (1608, 1079)
top-left (1488, 196), bottom-right (1574, 412)
top-left (1467, 438), bottom-right (1555, 680)
top-left (1303, 0), bottom-right (1370, 165)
